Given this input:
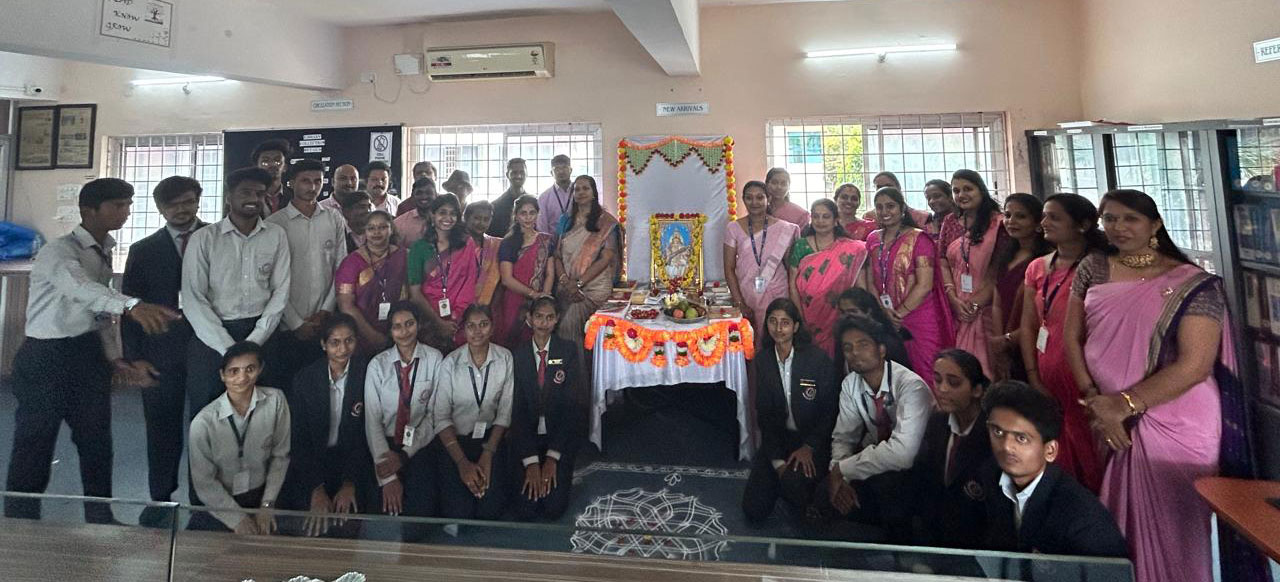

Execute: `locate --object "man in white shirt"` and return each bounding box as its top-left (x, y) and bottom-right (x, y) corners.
top-left (5, 178), bottom-right (179, 523)
top-left (265, 158), bottom-right (347, 387)
top-left (818, 315), bottom-right (932, 541)
top-left (365, 161), bottom-right (401, 214)
top-left (535, 155), bottom-right (573, 234)
top-left (183, 167), bottom-right (292, 420)
top-left (320, 163), bottom-right (359, 212)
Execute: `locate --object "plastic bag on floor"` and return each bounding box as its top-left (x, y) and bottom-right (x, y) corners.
top-left (0, 222), bottom-right (43, 260)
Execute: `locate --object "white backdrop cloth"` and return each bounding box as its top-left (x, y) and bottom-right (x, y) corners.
top-left (621, 136), bottom-right (729, 282)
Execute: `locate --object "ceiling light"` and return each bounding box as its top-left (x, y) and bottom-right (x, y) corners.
top-left (131, 75), bottom-right (227, 86)
top-left (1056, 121), bottom-right (1099, 128)
top-left (805, 43), bottom-right (957, 59)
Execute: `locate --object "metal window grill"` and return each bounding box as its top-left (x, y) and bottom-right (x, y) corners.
top-left (407, 122), bottom-right (604, 203)
top-left (1110, 131), bottom-right (1215, 272)
top-left (106, 133), bottom-right (224, 268)
top-left (1051, 134), bottom-right (1102, 203)
top-left (766, 112), bottom-right (1010, 213)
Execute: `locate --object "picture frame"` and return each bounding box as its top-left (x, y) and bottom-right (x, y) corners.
top-left (15, 106), bottom-right (57, 170)
top-left (649, 213), bottom-right (705, 289)
top-left (54, 104), bottom-right (98, 169)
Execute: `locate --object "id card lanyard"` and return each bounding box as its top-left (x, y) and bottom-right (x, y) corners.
top-left (748, 216), bottom-right (769, 293)
top-left (227, 408), bottom-right (257, 471)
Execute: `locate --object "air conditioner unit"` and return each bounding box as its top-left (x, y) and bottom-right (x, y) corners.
top-left (426, 43), bottom-right (554, 81)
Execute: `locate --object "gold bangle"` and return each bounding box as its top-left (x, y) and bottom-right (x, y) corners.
top-left (1120, 391), bottom-right (1142, 417)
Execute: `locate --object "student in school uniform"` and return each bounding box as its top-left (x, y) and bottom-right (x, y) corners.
top-left (433, 304), bottom-right (515, 520)
top-left (122, 175), bottom-right (209, 527)
top-left (510, 296), bottom-right (582, 521)
top-left (980, 381), bottom-right (1128, 558)
top-left (182, 167), bottom-right (291, 416)
top-left (742, 298), bottom-right (839, 524)
top-left (187, 341), bottom-right (291, 534)
top-left (816, 315), bottom-right (934, 542)
top-left (281, 314), bottom-right (373, 536)
top-left (907, 349), bottom-right (993, 548)
top-left (265, 158), bottom-right (348, 387)
top-left (363, 302), bottom-right (446, 525)
top-left (4, 178), bottom-right (180, 523)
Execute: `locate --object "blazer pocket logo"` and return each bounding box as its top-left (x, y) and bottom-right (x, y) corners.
top-left (350, 402), bottom-right (363, 417)
top-left (802, 386), bottom-right (817, 400)
top-left (963, 480), bottom-right (985, 501)
top-left (553, 370), bottom-right (566, 384)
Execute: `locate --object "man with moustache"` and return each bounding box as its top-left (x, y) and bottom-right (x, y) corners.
top-left (394, 177), bottom-right (437, 248)
top-left (398, 162), bottom-right (438, 217)
top-left (535, 155), bottom-right (573, 234)
top-left (487, 158), bottom-right (527, 237)
top-left (321, 163), bottom-right (359, 212)
top-left (252, 139), bottom-right (293, 214)
top-left (365, 161), bottom-right (400, 213)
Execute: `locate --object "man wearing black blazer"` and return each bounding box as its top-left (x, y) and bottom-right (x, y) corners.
top-left (121, 176), bottom-right (207, 526)
top-left (510, 297), bottom-right (581, 520)
top-left (281, 315), bottom-right (374, 532)
top-left (742, 300), bottom-right (838, 524)
top-left (981, 381), bottom-right (1127, 558)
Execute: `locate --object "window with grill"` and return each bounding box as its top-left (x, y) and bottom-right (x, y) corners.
top-left (1109, 131), bottom-right (1215, 272)
top-left (1049, 134), bottom-right (1102, 203)
top-left (106, 134), bottom-right (225, 268)
top-left (406, 122), bottom-right (603, 204)
top-left (765, 113), bottom-right (1009, 214)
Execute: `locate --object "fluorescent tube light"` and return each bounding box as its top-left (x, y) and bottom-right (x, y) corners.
top-left (1056, 121), bottom-right (1097, 128)
top-left (805, 43), bottom-right (956, 59)
top-left (131, 75), bottom-right (226, 86)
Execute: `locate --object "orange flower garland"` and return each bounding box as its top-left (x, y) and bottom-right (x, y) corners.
top-left (724, 136), bottom-right (737, 220)
top-left (585, 314), bottom-right (755, 365)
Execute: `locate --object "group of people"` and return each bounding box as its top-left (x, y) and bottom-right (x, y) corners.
top-left (725, 168), bottom-right (1246, 581)
top-left (2, 140), bottom-right (1246, 581)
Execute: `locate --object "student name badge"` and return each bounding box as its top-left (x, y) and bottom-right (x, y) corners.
top-left (753, 276), bottom-right (766, 294)
top-left (378, 302), bottom-right (391, 321)
top-left (879, 294), bottom-right (894, 309)
top-left (471, 421), bottom-right (488, 440)
top-left (233, 470), bottom-right (251, 495)
top-left (402, 425), bottom-right (415, 448)
top-left (960, 273), bottom-right (975, 294)
top-left (1036, 326), bottom-right (1050, 353)
top-left (437, 298), bottom-right (452, 318)
top-left (537, 416), bottom-right (548, 435)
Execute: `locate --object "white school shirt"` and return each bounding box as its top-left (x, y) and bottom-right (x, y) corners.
top-left (328, 363), bottom-right (349, 447)
top-left (521, 336), bottom-right (564, 467)
top-left (181, 218), bottom-right (292, 354)
top-left (23, 226), bottom-right (133, 342)
top-left (363, 343), bottom-right (444, 486)
top-left (265, 203), bottom-right (347, 330)
top-left (432, 344), bottom-right (515, 439)
top-left (1000, 468), bottom-right (1047, 529)
top-left (188, 387), bottom-right (291, 529)
top-left (830, 360), bottom-right (934, 482)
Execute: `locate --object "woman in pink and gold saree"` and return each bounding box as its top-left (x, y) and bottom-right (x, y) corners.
top-left (787, 198), bottom-right (868, 358)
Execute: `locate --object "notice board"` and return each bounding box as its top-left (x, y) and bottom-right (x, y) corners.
top-left (223, 125), bottom-right (403, 198)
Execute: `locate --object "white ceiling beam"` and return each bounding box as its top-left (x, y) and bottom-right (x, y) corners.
top-left (605, 0), bottom-right (701, 76)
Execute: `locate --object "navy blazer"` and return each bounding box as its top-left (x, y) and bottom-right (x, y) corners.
top-left (510, 336), bottom-right (581, 462)
top-left (755, 343), bottom-right (838, 464)
top-left (121, 223), bottom-right (205, 366)
top-left (283, 357), bottom-right (373, 501)
top-left (908, 411), bottom-right (993, 548)
top-left (982, 463), bottom-right (1128, 558)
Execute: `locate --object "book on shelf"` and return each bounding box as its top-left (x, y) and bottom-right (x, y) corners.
top-left (1245, 272), bottom-right (1264, 329)
top-left (1268, 277), bottom-right (1280, 336)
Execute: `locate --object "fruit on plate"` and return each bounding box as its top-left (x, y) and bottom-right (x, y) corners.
top-left (629, 307), bottom-right (659, 319)
top-left (661, 297), bottom-right (705, 320)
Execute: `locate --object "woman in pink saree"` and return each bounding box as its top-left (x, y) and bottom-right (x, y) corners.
top-left (1065, 189), bottom-right (1262, 582)
top-left (865, 187), bottom-right (954, 389)
top-left (407, 193), bottom-right (480, 351)
top-left (335, 210), bottom-right (408, 354)
top-left (941, 169), bottom-right (1006, 377)
top-left (724, 180), bottom-right (800, 332)
top-left (787, 198), bottom-right (868, 358)
top-left (553, 175), bottom-right (619, 348)
top-left (495, 194), bottom-right (556, 347)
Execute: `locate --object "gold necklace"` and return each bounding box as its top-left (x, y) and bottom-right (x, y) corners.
top-left (1118, 252), bottom-right (1157, 269)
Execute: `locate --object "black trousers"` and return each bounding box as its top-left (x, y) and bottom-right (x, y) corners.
top-left (186, 318), bottom-right (258, 418)
top-left (4, 333), bottom-right (113, 522)
top-left (742, 438), bottom-right (828, 524)
top-left (437, 436), bottom-right (509, 520)
top-left (138, 324), bottom-right (192, 502)
top-left (813, 469), bottom-right (914, 543)
top-left (280, 446), bottom-right (375, 513)
top-left (512, 439), bottom-right (575, 521)
top-left (370, 438), bottom-right (441, 542)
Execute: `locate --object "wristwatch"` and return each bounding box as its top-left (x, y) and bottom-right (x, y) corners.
top-left (124, 297), bottom-right (141, 311)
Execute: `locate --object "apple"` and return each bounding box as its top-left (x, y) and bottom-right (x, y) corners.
top-left (673, 309), bottom-right (685, 319)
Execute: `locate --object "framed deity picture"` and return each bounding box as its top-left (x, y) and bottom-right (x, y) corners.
top-left (15, 106), bottom-right (57, 170)
top-left (55, 104), bottom-right (98, 169)
top-left (649, 213), bottom-right (706, 289)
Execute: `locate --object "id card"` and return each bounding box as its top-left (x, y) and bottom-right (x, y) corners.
top-left (438, 298), bottom-right (452, 318)
top-left (233, 470), bottom-right (251, 495)
top-left (537, 416), bottom-right (548, 435)
top-left (471, 421), bottom-right (488, 439)
top-left (402, 425), bottom-right (416, 448)
top-left (1036, 326), bottom-right (1049, 353)
top-left (960, 273), bottom-right (974, 294)
top-left (378, 302), bottom-right (391, 321)
top-left (879, 294), bottom-right (894, 309)
top-left (753, 276), bottom-right (766, 294)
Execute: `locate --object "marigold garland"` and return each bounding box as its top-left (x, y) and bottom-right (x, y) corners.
top-left (584, 314), bottom-right (756, 365)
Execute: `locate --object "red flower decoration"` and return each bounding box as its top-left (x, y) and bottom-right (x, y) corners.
top-left (626, 328), bottom-right (638, 339)
top-left (729, 324), bottom-right (739, 332)
top-left (677, 341), bottom-right (688, 348)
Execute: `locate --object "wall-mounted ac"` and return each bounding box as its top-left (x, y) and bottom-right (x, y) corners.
top-left (425, 43), bottom-right (554, 81)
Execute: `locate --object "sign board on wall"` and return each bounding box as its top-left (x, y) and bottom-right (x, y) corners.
top-left (223, 125), bottom-right (404, 199)
top-left (311, 99), bottom-right (354, 112)
top-left (100, 0), bottom-right (173, 48)
top-left (1255, 37), bottom-right (1280, 64)
top-left (656, 102), bottom-right (710, 117)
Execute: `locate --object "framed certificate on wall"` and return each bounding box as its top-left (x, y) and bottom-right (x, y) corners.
top-left (55, 104), bottom-right (97, 169)
top-left (15, 106), bottom-right (56, 170)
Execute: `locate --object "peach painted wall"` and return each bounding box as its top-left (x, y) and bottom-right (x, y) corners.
top-left (10, 0), bottom-right (1086, 238)
top-left (1080, 0), bottom-right (1280, 122)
